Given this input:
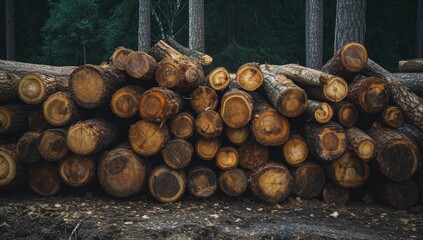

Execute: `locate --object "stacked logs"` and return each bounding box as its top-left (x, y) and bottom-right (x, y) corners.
top-left (0, 40), bottom-right (422, 210)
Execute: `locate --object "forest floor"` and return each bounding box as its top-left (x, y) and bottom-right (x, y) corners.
top-left (0, 189), bottom-right (422, 240)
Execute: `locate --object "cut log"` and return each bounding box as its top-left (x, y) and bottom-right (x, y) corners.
top-left (70, 64), bottom-right (125, 109)
top-left (110, 85), bottom-right (145, 118)
top-left (67, 119), bottom-right (118, 155)
top-left (380, 106), bottom-right (404, 128)
top-left (27, 161), bottom-right (62, 197)
top-left (187, 166), bottom-right (217, 198)
top-left (58, 154), bottom-right (96, 187)
top-left (327, 151), bottom-right (369, 189)
top-left (305, 99), bottom-right (333, 123)
top-left (16, 132), bottom-right (41, 164)
top-left (161, 139), bottom-right (193, 169)
top-left (18, 73), bottom-right (68, 105)
top-left (0, 104), bottom-right (32, 134)
top-left (110, 47), bottom-right (133, 71)
top-left (207, 67), bottom-right (230, 91)
top-left (43, 91), bottom-right (85, 127)
top-left (305, 121), bottom-right (348, 161)
top-left (148, 164), bottom-right (186, 203)
top-left (216, 147), bottom-right (239, 170)
top-left (330, 101), bottom-right (358, 128)
top-left (0, 59), bottom-right (76, 77)
top-left (363, 58), bottom-right (423, 131)
top-left (28, 108), bottom-right (52, 132)
top-left (398, 58), bottom-right (423, 72)
top-left (377, 179), bottom-right (419, 209)
top-left (139, 87), bottom-right (185, 123)
top-left (125, 51), bottom-right (157, 80)
top-left (129, 120), bottom-right (170, 157)
top-left (346, 127), bottom-right (375, 161)
top-left (260, 68), bottom-right (308, 117)
top-left (348, 76), bottom-right (390, 113)
top-left (220, 85), bottom-right (253, 128)
top-left (292, 162), bottom-right (326, 199)
top-left (250, 162), bottom-right (293, 203)
top-left (38, 128), bottom-right (69, 162)
top-left (238, 141), bottom-right (269, 170)
top-left (98, 145), bottom-right (147, 198)
top-left (195, 137), bottom-right (220, 160)
top-left (392, 73), bottom-right (423, 98)
top-left (0, 144), bottom-right (23, 189)
top-left (321, 42), bottom-right (368, 82)
top-left (189, 86), bottom-right (218, 113)
top-left (218, 168), bottom-right (248, 197)
top-left (368, 123), bottom-right (420, 181)
top-left (225, 125), bottom-right (250, 145)
top-left (236, 63), bottom-right (264, 91)
top-left (170, 112), bottom-right (195, 139)
top-left (397, 122), bottom-right (423, 149)
top-left (265, 64), bottom-right (348, 102)
top-left (195, 110), bottom-right (223, 138)
top-left (0, 71), bottom-right (20, 102)
top-left (321, 183), bottom-right (350, 204)
top-left (283, 134), bottom-right (309, 166)
top-left (164, 37), bottom-right (213, 66)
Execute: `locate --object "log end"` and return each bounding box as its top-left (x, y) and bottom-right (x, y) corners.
top-left (340, 42), bottom-right (368, 73)
top-left (196, 110), bottom-right (223, 138)
top-left (170, 112), bottom-right (195, 139)
top-left (314, 102), bottom-right (333, 123)
top-left (70, 66), bottom-right (106, 109)
top-left (331, 151), bottom-right (369, 189)
top-left (225, 126), bottom-right (250, 145)
top-left (110, 88), bottom-right (140, 118)
top-left (67, 123), bottom-right (97, 155)
top-left (58, 154), bottom-right (95, 187)
top-left (321, 183), bottom-right (350, 204)
top-left (236, 63), bottom-right (264, 91)
top-left (195, 137), bottom-right (220, 160)
top-left (293, 162), bottom-right (326, 199)
top-left (382, 106), bottom-right (404, 128)
top-left (162, 139), bottom-right (193, 169)
top-left (359, 78), bottom-right (390, 113)
top-left (218, 168), bottom-right (248, 197)
top-left (0, 107), bottom-right (12, 134)
top-left (139, 88), bottom-right (167, 121)
top-left (337, 102), bottom-right (358, 128)
top-left (221, 92), bottom-right (253, 128)
top-left (125, 51), bottom-right (156, 79)
top-left (129, 120), bottom-right (169, 157)
top-left (18, 73), bottom-right (47, 104)
top-left (323, 77), bottom-right (348, 102)
top-left (149, 165), bottom-right (186, 203)
top-left (39, 129), bottom-right (69, 162)
top-left (155, 58), bottom-right (184, 88)
top-left (278, 87), bottom-right (308, 117)
top-left (283, 135), bottom-right (308, 166)
top-left (357, 139), bottom-right (376, 161)
top-left (111, 47), bottom-right (133, 71)
top-left (208, 67), bottom-right (230, 91)
top-left (252, 110), bottom-right (290, 146)
top-left (27, 162), bottom-right (62, 197)
top-left (43, 92), bottom-right (73, 126)
top-left (189, 86), bottom-right (219, 113)
top-left (216, 147), bottom-right (239, 170)
top-left (188, 166), bottom-right (217, 198)
top-left (0, 148), bottom-right (17, 187)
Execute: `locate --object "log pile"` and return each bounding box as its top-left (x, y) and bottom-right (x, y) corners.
top-left (0, 41), bottom-right (422, 210)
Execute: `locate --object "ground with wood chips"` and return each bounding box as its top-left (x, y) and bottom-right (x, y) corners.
top-left (0, 190), bottom-right (422, 240)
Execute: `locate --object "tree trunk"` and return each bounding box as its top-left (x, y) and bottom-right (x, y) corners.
top-left (417, 0), bottom-right (423, 57)
top-left (220, 84), bottom-right (253, 128)
top-left (216, 147), bottom-right (239, 170)
top-left (321, 182), bottom-right (350, 204)
top-left (398, 58), bottom-right (423, 72)
top-left (129, 120), bottom-right (170, 157)
top-left (43, 91), bottom-right (85, 127)
top-left (238, 141), bottom-right (268, 170)
top-left (0, 71), bottom-right (20, 102)
top-left (207, 67), bottom-right (230, 91)
top-left (346, 127), bottom-right (375, 161)
top-left (392, 73), bottom-right (423, 98)
top-left (327, 151), bottom-right (369, 189)
top-left (348, 76), bottom-right (390, 114)
top-left (189, 86), bottom-right (219, 113)
top-left (188, 0), bottom-right (205, 52)
top-left (225, 125), bottom-right (250, 145)
top-left (5, 0), bottom-right (15, 61)
top-left (0, 60), bottom-right (76, 77)
top-left (58, 154), bottom-right (96, 187)
top-left (363, 58), bottom-right (423, 131)
top-left (0, 104), bottom-right (32, 134)
top-left (139, 87), bottom-right (185, 123)
top-left (28, 108), bottom-right (52, 133)
top-left (27, 161), bottom-right (62, 197)
top-left (218, 168), bottom-right (247, 197)
top-left (368, 123), bottom-right (420, 181)
top-left (148, 165), bottom-right (186, 203)
top-left (38, 128), bottom-right (69, 162)
top-left (98, 144), bottom-right (147, 198)
top-left (125, 51), bottom-right (157, 80)
top-left (292, 162), bottom-right (326, 199)
top-left (195, 137), bottom-right (220, 160)
top-left (195, 110), bottom-right (223, 138)
top-left (305, 121), bottom-right (348, 161)
top-left (187, 166), bottom-right (217, 198)
top-left (283, 134), bottom-right (309, 166)
top-left (330, 101), bottom-right (358, 128)
top-left (250, 162), bottom-right (293, 203)
top-left (161, 139), bottom-right (193, 170)
top-left (305, 0), bottom-right (323, 69)
top-left (380, 106), bottom-right (404, 128)
top-left (333, 0), bottom-right (366, 51)
top-left (0, 144), bottom-right (23, 189)
top-left (236, 63), bottom-right (264, 91)
top-left (16, 132), bottom-right (41, 164)
top-left (305, 99), bottom-right (334, 123)
top-left (164, 37), bottom-right (212, 66)
top-left (375, 178), bottom-right (419, 210)
top-left (110, 85), bottom-right (145, 119)
top-left (67, 118), bottom-right (118, 155)
top-left (110, 47), bottom-right (133, 71)
top-left (138, 0), bottom-right (151, 52)
top-left (170, 112), bottom-right (195, 139)
top-left (18, 73), bottom-right (69, 105)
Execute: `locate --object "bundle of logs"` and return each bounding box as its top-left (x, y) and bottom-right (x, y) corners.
top-left (0, 39), bottom-right (422, 210)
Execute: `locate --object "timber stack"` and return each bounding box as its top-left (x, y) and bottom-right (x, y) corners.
top-left (0, 40), bottom-right (422, 210)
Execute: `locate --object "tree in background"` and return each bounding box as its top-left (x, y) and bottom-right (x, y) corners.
top-left (5, 0), bottom-right (15, 60)
top-left (189, 0), bottom-right (205, 52)
top-left (416, 0), bottom-right (423, 57)
top-left (138, 0), bottom-right (151, 51)
top-left (305, 0), bottom-right (323, 69)
top-left (333, 0), bottom-right (366, 52)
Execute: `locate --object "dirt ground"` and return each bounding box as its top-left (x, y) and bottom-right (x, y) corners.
top-left (0, 189), bottom-right (422, 240)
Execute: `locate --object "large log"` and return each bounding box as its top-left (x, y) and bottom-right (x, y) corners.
top-left (236, 62), bottom-right (264, 91)
top-left (161, 139), bottom-right (193, 169)
top-left (218, 168), bottom-right (248, 197)
top-left (110, 47), bottom-right (133, 71)
top-left (305, 99), bottom-right (333, 123)
top-left (98, 145), bottom-right (147, 198)
top-left (0, 104), bottom-right (32, 134)
top-left (164, 37), bottom-right (213, 66)
top-left (195, 137), bottom-right (220, 160)
top-left (129, 120), bottom-right (170, 157)
top-left (220, 84), bottom-right (253, 128)
top-left (207, 67), bottom-right (230, 91)
top-left (348, 76), bottom-right (390, 113)
top-left (321, 183), bottom-right (350, 204)
top-left (330, 101), bottom-right (358, 128)
top-left (363, 58), bottom-right (423, 131)
top-left (376, 178), bottom-right (419, 209)
top-left (16, 132), bottom-right (41, 164)
top-left (38, 128), bottom-right (69, 162)
top-left (283, 134), bottom-right (309, 166)
top-left (110, 85), bottom-right (145, 119)
top-left (70, 64), bottom-right (125, 109)
top-left (225, 125), bottom-right (250, 145)
top-left (170, 112), bottom-right (195, 139)
top-left (380, 106), bottom-right (404, 128)
top-left (238, 141), bottom-right (269, 170)
top-left (327, 151), bottom-right (369, 189)
top-left (292, 162), bottom-right (326, 199)
top-left (58, 154), bottom-right (96, 187)
top-left (321, 42), bottom-right (368, 82)
top-left (195, 110), bottom-right (223, 138)
top-left (43, 91), bottom-right (85, 127)
top-left (187, 166), bottom-right (217, 198)
top-left (346, 127), bottom-right (375, 161)
top-left (28, 108), bottom-right (52, 132)
top-left (368, 123), bottom-right (420, 181)
top-left (148, 165), bottom-right (186, 203)
top-left (305, 121), bottom-right (348, 161)
top-left (67, 119), bottom-right (118, 155)
top-left (18, 73), bottom-right (68, 105)
top-left (0, 71), bottom-right (20, 102)
top-left (398, 58), bottom-right (423, 72)
top-left (0, 144), bottom-right (23, 189)
top-left (392, 72), bottom-right (423, 98)
top-left (250, 162), bottom-right (293, 203)
top-left (27, 161), bottom-right (62, 197)
top-left (0, 59), bottom-right (76, 77)
top-left (216, 147), bottom-right (239, 170)
top-left (125, 51), bottom-right (157, 80)
top-left (189, 86), bottom-right (218, 114)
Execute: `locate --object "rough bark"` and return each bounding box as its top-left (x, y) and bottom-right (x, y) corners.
top-left (43, 91), bottom-right (85, 127)
top-left (165, 37), bottom-right (212, 66)
top-left (38, 128), bottom-right (69, 162)
top-left (27, 161), bottom-right (62, 197)
top-left (207, 67), bottom-right (230, 90)
top-left (170, 112), bottom-right (195, 139)
top-left (5, 0), bottom-right (15, 61)
top-left (195, 137), bottom-right (220, 160)
top-left (58, 154), bottom-right (96, 187)
top-left (220, 84), bottom-right (253, 128)
top-left (346, 127), bottom-right (375, 161)
top-left (380, 106), bottom-right (404, 128)
top-left (330, 101), bottom-right (358, 128)
top-left (327, 151), bottom-right (369, 189)
top-left (348, 76), bottom-right (390, 113)
top-left (189, 86), bottom-right (219, 113)
top-left (392, 72), bottom-right (423, 98)
top-left (125, 51), bottom-right (157, 80)
top-left (225, 125), bottom-right (250, 145)
top-left (110, 47), bottom-right (133, 71)
top-left (0, 71), bottom-right (20, 102)
top-left (18, 73), bottom-right (69, 105)
top-left (305, 0), bottom-right (323, 69)
top-left (110, 85), bottom-right (145, 119)
top-left (292, 162), bottom-right (326, 199)
top-left (0, 104), bottom-right (32, 134)
top-left (161, 139), bottom-right (193, 169)
top-left (305, 99), bottom-right (333, 123)
top-left (238, 141), bottom-right (269, 170)
top-left (321, 182), bottom-right (350, 204)
top-left (16, 132), bottom-right (41, 164)
top-left (0, 59), bottom-right (76, 77)
top-left (283, 134), bottom-right (309, 166)
top-left (148, 165), bottom-right (186, 203)
top-left (129, 120), bottom-right (170, 157)
top-left (187, 166), bottom-right (217, 198)
top-left (188, 0), bottom-right (205, 52)
top-left (398, 58), bottom-right (423, 72)
top-left (195, 110), bottom-right (223, 138)
top-left (218, 168), bottom-right (247, 197)
top-left (138, 0), bottom-right (151, 52)
top-left (216, 147), bottom-right (239, 170)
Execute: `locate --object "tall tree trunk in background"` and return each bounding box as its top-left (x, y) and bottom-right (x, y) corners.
top-left (334, 0), bottom-right (366, 52)
top-left (189, 0), bottom-right (205, 52)
top-left (138, 0), bottom-right (151, 52)
top-left (417, 0), bottom-right (423, 57)
top-left (305, 0), bottom-right (323, 69)
top-left (5, 0), bottom-right (15, 61)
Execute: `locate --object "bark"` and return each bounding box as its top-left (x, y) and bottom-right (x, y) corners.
top-left (187, 166), bottom-right (217, 198)
top-left (346, 127), bottom-right (375, 161)
top-left (129, 120), bottom-right (170, 157)
top-left (110, 47), bottom-right (133, 71)
top-left (18, 73), bottom-right (69, 105)
top-left (348, 76), bottom-right (390, 113)
top-left (292, 162), bottom-right (326, 199)
top-left (125, 51), bottom-right (157, 80)
top-left (188, 0), bottom-right (205, 52)
top-left (16, 132), bottom-right (41, 164)
top-left (363, 58), bottom-right (423, 131)
top-left (28, 108), bottom-right (52, 133)
top-left (283, 134), bottom-right (309, 166)
top-left (207, 67), bottom-right (230, 91)
top-left (380, 106), bottom-right (404, 128)
top-left (327, 151), bottom-right (369, 189)
top-left (38, 128), bottom-right (69, 162)
top-left (195, 110), bottom-right (223, 138)
top-left (161, 139), bottom-right (193, 169)
top-left (333, 0), bottom-right (366, 52)
top-left (398, 58), bottom-right (423, 72)
top-left (170, 112), bottom-right (195, 139)
top-left (392, 72), bottom-right (423, 98)
top-left (58, 154), bottom-right (96, 187)
top-left (321, 182), bottom-right (350, 204)
top-left (397, 122), bottom-right (423, 149)
top-left (216, 147), bottom-right (239, 170)
top-left (148, 165), bottom-right (186, 203)
top-left (330, 101), bottom-right (358, 128)
top-left (0, 59), bottom-right (76, 77)
top-left (220, 85), bottom-right (253, 128)
top-left (5, 0), bottom-right (15, 60)
top-left (189, 86), bottom-right (219, 113)
top-left (110, 85), bottom-right (145, 119)
top-left (305, 0), bottom-right (323, 69)
top-left (225, 125), bottom-right (250, 145)
top-left (138, 0), bottom-right (151, 52)
top-left (238, 141), bottom-right (268, 170)
top-left (195, 137), bottom-right (220, 160)
top-left (236, 63), bottom-right (264, 91)
top-left (43, 91), bottom-right (86, 127)
top-left (165, 37), bottom-right (212, 66)
top-left (218, 168), bottom-right (247, 197)
top-left (305, 99), bottom-right (333, 123)
top-left (27, 161), bottom-right (62, 197)
top-left (0, 104), bottom-right (33, 134)
top-left (0, 71), bottom-right (20, 102)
